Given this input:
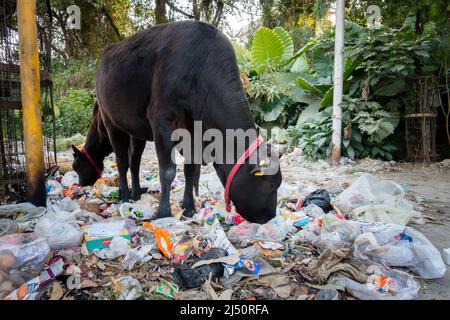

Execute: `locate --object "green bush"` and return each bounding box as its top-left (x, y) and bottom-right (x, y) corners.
top-left (47, 88), bottom-right (95, 138)
top-left (55, 133), bottom-right (86, 152)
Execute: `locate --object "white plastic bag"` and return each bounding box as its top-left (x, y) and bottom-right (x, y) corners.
top-left (46, 180), bottom-right (63, 197)
top-left (122, 245), bottom-right (152, 270)
top-left (93, 236), bottom-right (130, 260)
top-left (34, 217), bottom-right (83, 250)
top-left (56, 197), bottom-right (80, 212)
top-left (316, 215), bottom-right (361, 250)
top-left (334, 174), bottom-right (413, 213)
top-left (61, 171), bottom-right (79, 188)
top-left (351, 204), bottom-right (417, 226)
top-left (34, 206), bottom-right (83, 249)
top-left (119, 202), bottom-right (154, 221)
top-left (353, 222), bottom-right (446, 279)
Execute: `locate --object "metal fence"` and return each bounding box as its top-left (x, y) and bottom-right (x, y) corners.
top-left (0, 0), bottom-right (57, 203)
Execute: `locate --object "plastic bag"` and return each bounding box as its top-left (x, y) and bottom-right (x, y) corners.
top-left (334, 174), bottom-right (413, 213)
top-left (122, 245), bottom-right (152, 270)
top-left (302, 204), bottom-right (325, 219)
top-left (296, 183), bottom-right (318, 200)
top-left (228, 222), bottom-right (259, 244)
top-left (114, 276), bottom-right (143, 300)
top-left (152, 217), bottom-right (192, 241)
top-left (119, 202), bottom-right (154, 221)
top-left (254, 216), bottom-right (288, 242)
top-left (353, 222), bottom-right (446, 279)
top-left (34, 218), bottom-right (83, 250)
top-left (61, 171), bottom-right (79, 188)
top-left (34, 208), bottom-right (83, 250)
top-left (0, 203), bottom-right (36, 218)
top-left (350, 204), bottom-right (417, 226)
top-left (0, 233), bottom-right (50, 299)
top-left (13, 206), bottom-right (47, 233)
top-left (0, 219), bottom-right (18, 237)
top-left (56, 197), bottom-right (80, 212)
top-left (317, 215), bottom-right (361, 250)
top-left (93, 236), bottom-right (130, 260)
top-left (142, 222), bottom-right (174, 258)
top-left (199, 172), bottom-right (224, 196)
top-left (46, 180), bottom-right (64, 197)
top-left (330, 268), bottom-right (420, 300)
top-left (301, 189), bottom-right (333, 212)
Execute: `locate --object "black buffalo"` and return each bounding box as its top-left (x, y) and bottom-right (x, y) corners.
top-left (72, 21), bottom-right (282, 223)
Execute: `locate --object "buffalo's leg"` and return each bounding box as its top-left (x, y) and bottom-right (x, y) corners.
top-left (181, 163), bottom-right (200, 217)
top-left (129, 137), bottom-right (146, 201)
top-left (107, 130), bottom-right (131, 202)
top-left (151, 120), bottom-right (176, 219)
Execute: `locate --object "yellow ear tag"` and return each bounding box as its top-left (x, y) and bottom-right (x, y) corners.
top-left (254, 170), bottom-right (263, 176)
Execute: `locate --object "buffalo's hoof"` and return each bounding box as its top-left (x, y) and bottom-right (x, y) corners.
top-left (131, 191), bottom-right (142, 201)
top-left (182, 208), bottom-right (196, 218)
top-left (154, 208), bottom-right (171, 220)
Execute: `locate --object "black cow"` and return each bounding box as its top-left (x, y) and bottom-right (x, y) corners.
top-left (72, 21), bottom-right (282, 223)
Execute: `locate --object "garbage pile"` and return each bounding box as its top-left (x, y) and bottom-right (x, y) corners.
top-left (0, 156), bottom-right (448, 300)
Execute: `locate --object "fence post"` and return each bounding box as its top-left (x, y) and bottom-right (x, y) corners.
top-left (332, 0), bottom-right (345, 164)
top-left (17, 0), bottom-right (46, 206)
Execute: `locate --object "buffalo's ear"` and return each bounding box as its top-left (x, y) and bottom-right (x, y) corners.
top-left (277, 144), bottom-right (288, 158)
top-left (72, 145), bottom-right (83, 158)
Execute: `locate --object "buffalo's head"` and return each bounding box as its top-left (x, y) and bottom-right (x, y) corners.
top-left (227, 143), bottom-right (285, 224)
top-left (71, 145), bottom-right (100, 186)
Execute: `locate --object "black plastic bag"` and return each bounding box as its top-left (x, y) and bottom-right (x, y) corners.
top-left (172, 248), bottom-right (227, 288)
top-left (301, 189), bottom-right (332, 212)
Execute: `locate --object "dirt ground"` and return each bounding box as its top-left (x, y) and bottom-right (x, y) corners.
top-left (375, 168), bottom-right (450, 299)
top-left (56, 142), bottom-right (450, 300)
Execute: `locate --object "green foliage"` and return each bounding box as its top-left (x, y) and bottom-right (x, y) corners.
top-left (55, 134), bottom-right (86, 152)
top-left (47, 88), bottom-right (95, 138)
top-left (340, 97), bottom-right (400, 144)
top-left (250, 27), bottom-right (286, 74)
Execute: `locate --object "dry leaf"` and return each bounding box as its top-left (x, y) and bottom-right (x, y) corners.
top-left (49, 282), bottom-right (64, 300)
top-left (81, 280), bottom-right (99, 289)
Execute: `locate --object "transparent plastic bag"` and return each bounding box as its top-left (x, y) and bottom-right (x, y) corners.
top-left (0, 219), bottom-right (18, 237)
top-left (334, 174), bottom-right (413, 213)
top-left (61, 171), bottom-right (79, 188)
top-left (330, 268), bottom-right (420, 300)
top-left (317, 215), bottom-right (361, 250)
top-left (46, 180), bottom-right (63, 197)
top-left (34, 207), bottom-right (83, 250)
top-left (119, 202), bottom-right (154, 221)
top-left (152, 217), bottom-right (192, 241)
top-left (351, 204), bottom-right (416, 226)
top-left (227, 222), bottom-right (260, 244)
top-left (353, 222), bottom-right (446, 279)
top-left (254, 216), bottom-right (288, 242)
top-left (0, 233), bottom-right (50, 298)
top-left (34, 217), bottom-right (83, 250)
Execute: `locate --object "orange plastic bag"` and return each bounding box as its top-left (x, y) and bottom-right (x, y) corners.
top-left (142, 222), bottom-right (173, 258)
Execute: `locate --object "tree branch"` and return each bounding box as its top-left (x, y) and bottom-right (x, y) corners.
top-left (166, 1), bottom-right (195, 19)
top-left (101, 7), bottom-right (123, 40)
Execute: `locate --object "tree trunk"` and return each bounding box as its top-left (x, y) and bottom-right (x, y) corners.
top-left (155, 0), bottom-right (167, 24)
